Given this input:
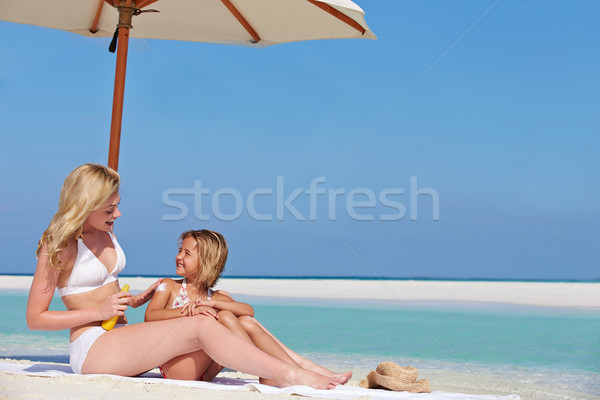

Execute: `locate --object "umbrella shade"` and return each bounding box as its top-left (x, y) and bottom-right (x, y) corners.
top-left (0, 0), bottom-right (375, 170)
top-left (0, 0), bottom-right (375, 46)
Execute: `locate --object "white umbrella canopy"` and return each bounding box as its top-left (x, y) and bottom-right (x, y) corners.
top-left (0, 0), bottom-right (375, 170)
top-left (0, 0), bottom-right (375, 45)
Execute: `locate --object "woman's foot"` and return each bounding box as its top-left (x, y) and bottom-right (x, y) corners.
top-left (276, 367), bottom-right (343, 390)
top-left (297, 359), bottom-right (353, 384)
top-left (260, 370), bottom-right (349, 387)
top-left (258, 377), bottom-right (277, 386)
top-left (332, 371), bottom-right (353, 384)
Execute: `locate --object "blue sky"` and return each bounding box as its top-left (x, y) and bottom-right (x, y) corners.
top-left (1, 0), bottom-right (598, 280)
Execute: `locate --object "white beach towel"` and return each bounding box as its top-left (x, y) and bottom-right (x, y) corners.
top-left (0, 361), bottom-right (520, 400)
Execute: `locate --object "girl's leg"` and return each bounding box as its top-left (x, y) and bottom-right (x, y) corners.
top-left (218, 310), bottom-right (297, 366)
top-left (160, 350), bottom-right (223, 381)
top-left (82, 316), bottom-right (342, 389)
top-left (239, 316), bottom-right (352, 382)
top-left (216, 310), bottom-right (253, 342)
top-left (160, 350), bottom-right (211, 380)
top-left (235, 315), bottom-right (301, 367)
top-left (219, 310), bottom-right (300, 386)
top-left (201, 360), bottom-right (224, 382)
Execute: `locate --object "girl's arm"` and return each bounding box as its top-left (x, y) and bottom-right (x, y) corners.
top-left (27, 247), bottom-right (128, 331)
top-left (200, 291), bottom-right (254, 317)
top-left (145, 279), bottom-right (196, 321)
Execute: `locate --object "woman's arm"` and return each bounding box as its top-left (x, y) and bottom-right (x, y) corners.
top-left (128, 279), bottom-right (163, 308)
top-left (26, 247), bottom-right (127, 331)
top-left (112, 231), bottom-right (161, 309)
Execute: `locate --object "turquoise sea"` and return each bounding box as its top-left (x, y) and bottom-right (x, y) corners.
top-left (1, 278), bottom-right (599, 396)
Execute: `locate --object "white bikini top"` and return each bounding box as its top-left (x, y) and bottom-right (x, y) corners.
top-left (57, 231), bottom-right (126, 297)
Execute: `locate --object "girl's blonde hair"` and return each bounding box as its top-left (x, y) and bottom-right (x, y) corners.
top-left (37, 164), bottom-right (120, 270)
top-left (180, 230), bottom-right (228, 290)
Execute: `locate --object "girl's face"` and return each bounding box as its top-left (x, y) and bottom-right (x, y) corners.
top-left (83, 192), bottom-right (121, 232)
top-left (175, 237), bottom-right (200, 278)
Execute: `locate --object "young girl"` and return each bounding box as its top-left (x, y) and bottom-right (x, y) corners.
top-left (27, 163), bottom-right (344, 389)
top-left (145, 229), bottom-right (352, 385)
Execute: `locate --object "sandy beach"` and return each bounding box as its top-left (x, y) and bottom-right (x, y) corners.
top-left (1, 358), bottom-right (596, 400)
top-left (2, 275), bottom-right (599, 309)
top-left (1, 276), bottom-right (598, 400)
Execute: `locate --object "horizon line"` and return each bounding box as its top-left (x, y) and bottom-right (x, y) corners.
top-left (1, 273), bottom-right (598, 283)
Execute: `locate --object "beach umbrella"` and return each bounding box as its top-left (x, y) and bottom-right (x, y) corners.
top-left (0, 0), bottom-right (375, 171)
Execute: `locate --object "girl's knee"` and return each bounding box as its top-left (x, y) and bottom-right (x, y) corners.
top-left (188, 314), bottom-right (218, 337)
top-left (216, 310), bottom-right (236, 327)
top-left (238, 315), bottom-right (257, 331)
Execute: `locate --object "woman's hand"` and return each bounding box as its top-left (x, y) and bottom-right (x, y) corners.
top-left (97, 290), bottom-right (130, 320)
top-left (128, 279), bottom-right (163, 308)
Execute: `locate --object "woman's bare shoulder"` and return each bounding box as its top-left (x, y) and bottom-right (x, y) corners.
top-left (36, 238), bottom-right (77, 289)
top-left (53, 238), bottom-right (78, 276)
top-left (59, 238), bottom-right (78, 264)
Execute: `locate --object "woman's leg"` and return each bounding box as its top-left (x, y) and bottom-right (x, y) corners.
top-left (81, 316), bottom-right (343, 389)
top-left (159, 310), bottom-right (242, 381)
top-left (239, 316), bottom-right (352, 382)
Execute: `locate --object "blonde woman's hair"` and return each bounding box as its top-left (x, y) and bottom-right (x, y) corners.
top-left (37, 164), bottom-right (120, 270)
top-left (180, 230), bottom-right (228, 291)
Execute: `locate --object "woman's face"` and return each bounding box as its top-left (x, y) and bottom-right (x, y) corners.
top-left (175, 237), bottom-right (200, 278)
top-left (84, 192), bottom-right (121, 232)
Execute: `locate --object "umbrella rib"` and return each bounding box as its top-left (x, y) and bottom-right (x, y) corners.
top-left (90, 0), bottom-right (109, 33)
top-left (136, 0), bottom-right (159, 9)
top-left (305, 0), bottom-right (366, 35)
top-left (221, 0), bottom-right (261, 43)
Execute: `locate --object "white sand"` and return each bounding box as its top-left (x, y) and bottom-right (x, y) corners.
top-left (3, 275), bottom-right (599, 309)
top-left (2, 276), bottom-right (599, 399)
top-left (216, 279), bottom-right (600, 309)
top-left (1, 359), bottom-right (598, 400)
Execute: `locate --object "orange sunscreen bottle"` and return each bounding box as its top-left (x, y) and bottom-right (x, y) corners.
top-left (101, 284), bottom-right (130, 330)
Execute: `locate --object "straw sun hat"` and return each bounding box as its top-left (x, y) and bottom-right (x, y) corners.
top-left (359, 362), bottom-right (431, 393)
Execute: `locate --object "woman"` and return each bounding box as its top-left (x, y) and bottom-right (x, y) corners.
top-left (26, 163), bottom-right (342, 389)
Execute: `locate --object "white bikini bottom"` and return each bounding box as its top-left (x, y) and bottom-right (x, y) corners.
top-left (69, 324), bottom-right (125, 374)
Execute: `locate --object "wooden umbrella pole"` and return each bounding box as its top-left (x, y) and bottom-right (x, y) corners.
top-left (108, 3), bottom-right (134, 171)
